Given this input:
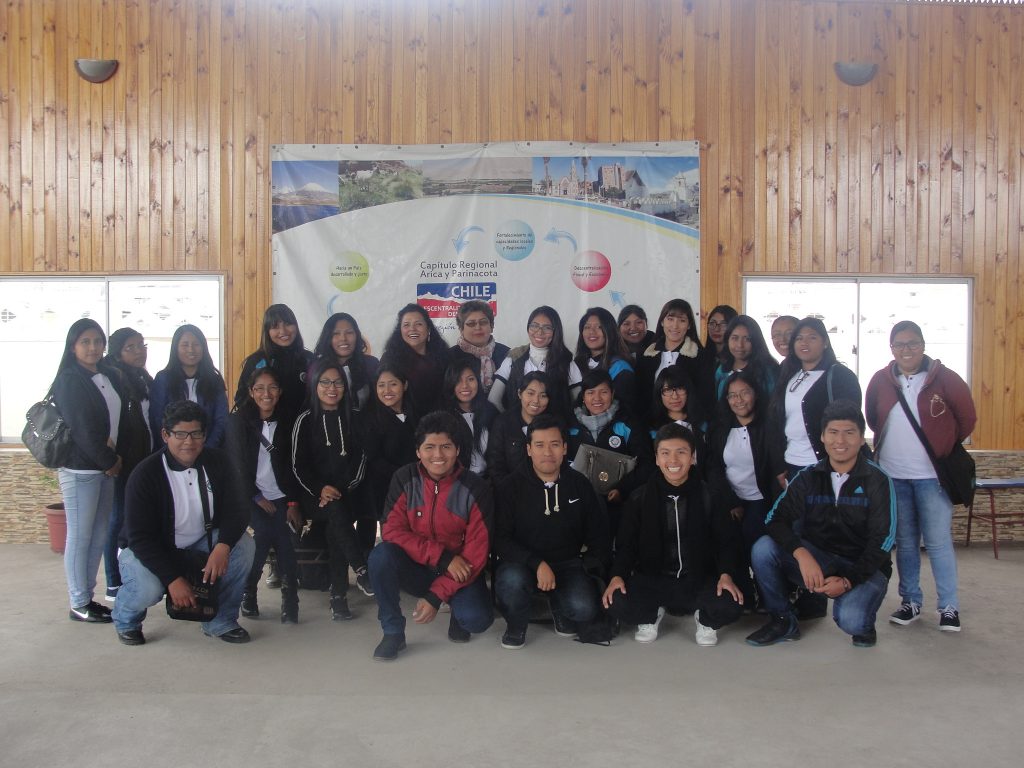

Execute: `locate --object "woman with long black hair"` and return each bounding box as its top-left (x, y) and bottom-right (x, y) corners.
top-left (361, 364), bottom-right (418, 540)
top-left (228, 367), bottom-right (303, 623)
top-left (52, 319), bottom-right (126, 623)
top-left (234, 304), bottom-right (314, 422)
top-left (713, 314), bottom-right (779, 404)
top-left (291, 357), bottom-right (372, 621)
top-left (485, 371), bottom-right (552, 486)
top-left (380, 303), bottom-right (450, 416)
top-left (442, 354), bottom-right (499, 475)
top-left (769, 317), bottom-right (861, 479)
top-left (99, 327), bottom-right (153, 601)
top-left (488, 305), bottom-right (581, 421)
top-left (634, 298), bottom-right (704, 425)
top-left (574, 307), bottom-right (636, 409)
top-left (312, 311), bottom-right (380, 409)
top-left (150, 324), bottom-right (229, 448)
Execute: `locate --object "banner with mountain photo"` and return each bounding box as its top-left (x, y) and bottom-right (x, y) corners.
top-left (271, 142), bottom-right (700, 354)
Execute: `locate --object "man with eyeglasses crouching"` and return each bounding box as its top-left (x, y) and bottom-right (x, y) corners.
top-left (111, 400), bottom-right (255, 646)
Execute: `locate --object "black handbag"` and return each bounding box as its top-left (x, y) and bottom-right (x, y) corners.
top-left (896, 391), bottom-right (976, 506)
top-left (22, 395), bottom-right (72, 469)
top-left (165, 465), bottom-right (221, 621)
top-left (572, 444), bottom-right (637, 495)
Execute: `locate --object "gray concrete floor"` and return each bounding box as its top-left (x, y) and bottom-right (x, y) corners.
top-left (1, 543), bottom-right (1022, 768)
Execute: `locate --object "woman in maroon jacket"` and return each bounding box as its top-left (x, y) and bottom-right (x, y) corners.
top-left (865, 320), bottom-right (976, 633)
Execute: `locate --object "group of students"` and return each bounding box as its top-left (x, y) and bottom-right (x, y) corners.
top-left (49, 295), bottom-right (976, 655)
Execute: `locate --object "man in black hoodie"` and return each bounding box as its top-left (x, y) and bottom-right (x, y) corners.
top-left (602, 423), bottom-right (745, 646)
top-left (493, 414), bottom-right (611, 649)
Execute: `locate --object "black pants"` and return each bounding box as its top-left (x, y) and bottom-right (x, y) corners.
top-left (606, 573), bottom-right (744, 630)
top-left (323, 496), bottom-right (367, 596)
top-left (246, 498), bottom-right (298, 591)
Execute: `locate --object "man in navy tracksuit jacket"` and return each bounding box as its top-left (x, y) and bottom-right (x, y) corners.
top-left (747, 400), bottom-right (896, 648)
top-left (493, 414), bottom-right (611, 649)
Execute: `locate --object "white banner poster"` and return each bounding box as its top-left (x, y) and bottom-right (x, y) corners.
top-left (271, 142), bottom-right (700, 355)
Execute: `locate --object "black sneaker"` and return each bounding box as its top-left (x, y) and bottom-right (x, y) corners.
top-left (501, 626), bottom-right (527, 649)
top-left (331, 594), bottom-right (353, 621)
top-left (852, 628), bottom-right (877, 647)
top-left (373, 633), bottom-right (406, 661)
top-left (448, 615), bottom-right (471, 643)
top-left (241, 591), bottom-right (259, 618)
top-left (355, 569), bottom-right (375, 597)
top-left (889, 602), bottom-right (921, 626)
top-left (745, 613), bottom-right (800, 646)
top-left (551, 611), bottom-right (577, 638)
top-left (117, 628), bottom-right (146, 646)
top-left (938, 606), bottom-right (961, 632)
top-left (69, 603), bottom-right (113, 623)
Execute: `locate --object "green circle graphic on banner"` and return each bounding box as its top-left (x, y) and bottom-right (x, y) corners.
top-left (330, 251), bottom-right (370, 292)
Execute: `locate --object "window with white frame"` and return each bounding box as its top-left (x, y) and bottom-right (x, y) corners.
top-left (743, 276), bottom-right (972, 410)
top-left (0, 275), bottom-right (223, 443)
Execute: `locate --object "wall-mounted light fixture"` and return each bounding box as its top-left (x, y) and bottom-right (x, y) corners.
top-left (74, 59), bottom-right (118, 84)
top-left (833, 61), bottom-right (878, 87)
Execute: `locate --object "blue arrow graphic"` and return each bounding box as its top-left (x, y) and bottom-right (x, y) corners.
top-left (609, 290), bottom-right (627, 307)
top-left (452, 226), bottom-right (484, 254)
top-left (544, 228), bottom-right (578, 252)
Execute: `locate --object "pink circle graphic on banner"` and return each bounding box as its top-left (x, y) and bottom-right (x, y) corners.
top-left (571, 250), bottom-right (612, 292)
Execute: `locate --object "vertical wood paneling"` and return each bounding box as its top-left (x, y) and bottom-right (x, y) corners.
top-left (1, 0), bottom-right (1022, 447)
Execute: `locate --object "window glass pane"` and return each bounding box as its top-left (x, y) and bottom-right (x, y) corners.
top-left (0, 280), bottom-right (107, 442)
top-left (1, 276), bottom-right (222, 443)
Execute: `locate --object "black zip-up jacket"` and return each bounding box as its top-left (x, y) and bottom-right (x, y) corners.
top-left (485, 408), bottom-right (531, 485)
top-left (360, 407), bottom-right (418, 517)
top-left (705, 415), bottom-right (782, 513)
top-left (291, 408), bottom-right (367, 500)
top-left (494, 463), bottom-right (611, 576)
top-left (765, 454), bottom-right (896, 585)
top-left (52, 361), bottom-right (126, 472)
top-left (613, 473), bottom-right (738, 586)
top-left (121, 447), bottom-right (248, 587)
top-left (226, 408), bottom-right (300, 503)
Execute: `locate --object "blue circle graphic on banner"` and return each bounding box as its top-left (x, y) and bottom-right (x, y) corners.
top-left (494, 220), bottom-right (536, 261)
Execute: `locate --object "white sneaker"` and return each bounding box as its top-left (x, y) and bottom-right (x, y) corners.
top-left (694, 610), bottom-right (718, 646)
top-left (634, 606), bottom-right (666, 643)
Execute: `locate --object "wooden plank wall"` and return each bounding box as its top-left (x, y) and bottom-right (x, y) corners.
top-left (0, 0), bottom-right (1021, 448)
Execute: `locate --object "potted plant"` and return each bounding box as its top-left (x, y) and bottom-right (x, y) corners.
top-left (41, 472), bottom-right (66, 555)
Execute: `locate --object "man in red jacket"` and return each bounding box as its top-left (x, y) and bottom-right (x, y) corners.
top-left (368, 411), bottom-right (494, 661)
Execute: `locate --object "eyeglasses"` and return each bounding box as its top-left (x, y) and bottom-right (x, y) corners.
top-left (726, 389), bottom-right (754, 401)
top-left (528, 323), bottom-right (554, 333)
top-left (891, 341), bottom-right (924, 352)
top-left (122, 343), bottom-right (148, 353)
top-left (317, 378), bottom-right (345, 389)
top-left (708, 320), bottom-right (727, 329)
top-left (661, 386), bottom-right (685, 395)
top-left (252, 385), bottom-right (281, 394)
top-left (463, 319), bottom-right (491, 329)
top-left (167, 429), bottom-right (206, 441)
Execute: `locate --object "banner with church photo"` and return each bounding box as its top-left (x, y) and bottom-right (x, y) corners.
top-left (270, 142), bottom-right (700, 354)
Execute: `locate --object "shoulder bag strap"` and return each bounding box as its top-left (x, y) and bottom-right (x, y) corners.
top-left (195, 463), bottom-right (215, 551)
top-left (895, 387), bottom-right (943, 475)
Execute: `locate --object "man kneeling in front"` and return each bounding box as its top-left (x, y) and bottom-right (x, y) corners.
top-left (746, 400), bottom-right (895, 648)
top-left (111, 401), bottom-right (255, 645)
top-left (368, 411), bottom-right (493, 661)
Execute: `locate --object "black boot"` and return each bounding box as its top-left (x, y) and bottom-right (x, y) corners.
top-left (241, 589), bottom-right (259, 618)
top-left (281, 576), bottom-right (299, 624)
top-left (330, 591), bottom-right (353, 621)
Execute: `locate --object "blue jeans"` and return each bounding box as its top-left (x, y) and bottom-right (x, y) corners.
top-left (104, 474), bottom-right (128, 590)
top-left (112, 530), bottom-right (255, 637)
top-left (892, 478), bottom-right (958, 610)
top-left (494, 559), bottom-right (600, 632)
top-left (751, 535), bottom-right (889, 636)
top-left (368, 542), bottom-right (493, 636)
top-left (247, 498), bottom-right (298, 591)
top-left (58, 470), bottom-right (114, 608)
